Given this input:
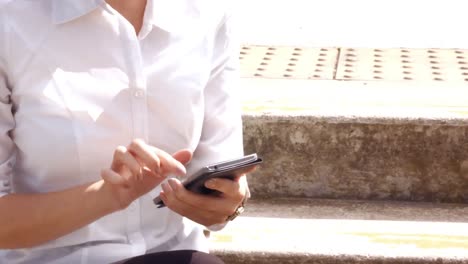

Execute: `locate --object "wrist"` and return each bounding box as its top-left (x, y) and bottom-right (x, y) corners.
top-left (91, 180), bottom-right (123, 214)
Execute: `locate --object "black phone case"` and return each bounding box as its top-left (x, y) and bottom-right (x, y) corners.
top-left (153, 153), bottom-right (262, 208)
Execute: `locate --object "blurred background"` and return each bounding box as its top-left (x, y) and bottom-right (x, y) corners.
top-left (238, 0), bottom-right (468, 48)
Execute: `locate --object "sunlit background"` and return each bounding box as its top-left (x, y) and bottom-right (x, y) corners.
top-left (238, 0), bottom-right (468, 48)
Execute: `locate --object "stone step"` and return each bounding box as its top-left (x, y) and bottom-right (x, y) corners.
top-left (210, 198), bottom-right (468, 264)
top-left (241, 78), bottom-right (468, 203)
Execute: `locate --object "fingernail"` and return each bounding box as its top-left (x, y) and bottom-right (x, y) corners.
top-left (175, 163), bottom-right (186, 176)
top-left (205, 179), bottom-right (217, 189)
top-left (168, 178), bottom-right (178, 190)
top-left (162, 183), bottom-right (171, 193)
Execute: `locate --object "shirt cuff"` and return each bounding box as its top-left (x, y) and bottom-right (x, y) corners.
top-left (206, 222), bottom-right (228, 232)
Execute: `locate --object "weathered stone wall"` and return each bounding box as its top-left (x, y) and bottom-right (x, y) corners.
top-left (243, 115), bottom-right (468, 203)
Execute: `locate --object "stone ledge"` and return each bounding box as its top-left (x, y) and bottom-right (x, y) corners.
top-left (216, 252), bottom-right (467, 264)
top-left (240, 198), bottom-right (468, 222)
top-left (211, 198), bottom-right (468, 264)
top-left (243, 114), bottom-right (468, 203)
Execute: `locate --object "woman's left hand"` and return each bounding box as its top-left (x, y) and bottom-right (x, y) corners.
top-left (159, 169), bottom-right (254, 227)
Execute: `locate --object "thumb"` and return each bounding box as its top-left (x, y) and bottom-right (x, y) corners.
top-left (172, 149), bottom-right (193, 165)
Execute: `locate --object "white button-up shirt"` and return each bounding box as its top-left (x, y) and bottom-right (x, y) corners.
top-left (0, 0), bottom-right (243, 263)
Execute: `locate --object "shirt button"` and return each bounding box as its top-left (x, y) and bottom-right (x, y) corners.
top-left (134, 89), bottom-right (145, 98)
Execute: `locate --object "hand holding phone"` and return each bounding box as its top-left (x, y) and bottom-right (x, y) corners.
top-left (153, 153), bottom-right (262, 208)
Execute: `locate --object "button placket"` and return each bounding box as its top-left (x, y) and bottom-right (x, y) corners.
top-left (118, 15), bottom-right (148, 256)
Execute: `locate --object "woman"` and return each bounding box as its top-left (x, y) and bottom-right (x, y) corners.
top-left (0, 0), bottom-right (250, 263)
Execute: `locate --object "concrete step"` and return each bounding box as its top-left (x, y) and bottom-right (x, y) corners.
top-left (211, 198), bottom-right (468, 264)
top-left (241, 78), bottom-right (468, 203)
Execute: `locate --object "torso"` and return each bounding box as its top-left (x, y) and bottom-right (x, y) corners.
top-left (0, 0), bottom-right (237, 262)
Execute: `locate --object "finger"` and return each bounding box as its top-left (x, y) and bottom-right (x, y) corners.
top-left (160, 184), bottom-right (225, 226)
top-left (172, 149), bottom-right (193, 165)
top-left (166, 178), bottom-right (236, 215)
top-left (127, 139), bottom-right (161, 176)
top-left (101, 168), bottom-right (126, 185)
top-left (151, 147), bottom-right (187, 176)
top-left (204, 176), bottom-right (247, 203)
top-left (132, 156), bottom-right (167, 181)
top-left (231, 165), bottom-right (258, 181)
top-left (131, 168), bottom-right (167, 194)
top-left (101, 169), bottom-right (130, 188)
top-left (160, 182), bottom-right (195, 215)
top-left (112, 146), bottom-right (141, 181)
top-left (241, 165), bottom-right (257, 176)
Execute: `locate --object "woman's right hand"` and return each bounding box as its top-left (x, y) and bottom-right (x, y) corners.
top-left (100, 139), bottom-right (192, 211)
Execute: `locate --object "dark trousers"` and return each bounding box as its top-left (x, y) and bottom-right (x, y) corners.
top-left (122, 250), bottom-right (225, 264)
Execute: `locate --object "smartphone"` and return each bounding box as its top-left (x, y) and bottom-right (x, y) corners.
top-left (153, 153), bottom-right (263, 208)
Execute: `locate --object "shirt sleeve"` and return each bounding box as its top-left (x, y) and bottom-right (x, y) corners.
top-left (190, 10), bottom-right (248, 231)
top-left (0, 10), bottom-right (16, 198)
top-left (191, 12), bottom-right (243, 168)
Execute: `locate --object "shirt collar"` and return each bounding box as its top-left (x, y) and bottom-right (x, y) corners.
top-left (52, 0), bottom-right (104, 25)
top-left (52, 0), bottom-right (201, 34)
